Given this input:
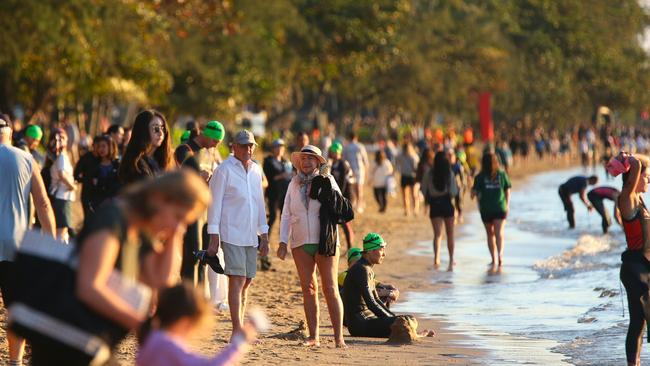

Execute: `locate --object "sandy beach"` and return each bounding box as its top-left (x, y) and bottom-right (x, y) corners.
top-left (0, 155), bottom-right (576, 365)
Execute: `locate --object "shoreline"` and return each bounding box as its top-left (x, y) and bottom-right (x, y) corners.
top-left (0, 156), bottom-right (578, 365)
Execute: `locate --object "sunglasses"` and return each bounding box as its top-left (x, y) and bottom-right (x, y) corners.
top-left (151, 125), bottom-right (165, 134)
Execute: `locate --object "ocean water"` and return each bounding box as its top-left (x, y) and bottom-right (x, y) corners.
top-left (394, 167), bottom-right (647, 365)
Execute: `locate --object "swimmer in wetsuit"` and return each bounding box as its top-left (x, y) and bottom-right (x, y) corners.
top-left (587, 186), bottom-right (621, 233)
top-left (342, 233), bottom-right (396, 337)
top-left (339, 247), bottom-right (399, 309)
top-left (613, 152), bottom-right (650, 366)
top-left (558, 175), bottom-right (598, 228)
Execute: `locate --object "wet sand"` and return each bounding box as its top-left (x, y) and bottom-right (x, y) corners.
top-left (0, 155), bottom-right (576, 365)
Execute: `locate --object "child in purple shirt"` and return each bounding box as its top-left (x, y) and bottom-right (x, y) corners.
top-left (137, 283), bottom-right (256, 366)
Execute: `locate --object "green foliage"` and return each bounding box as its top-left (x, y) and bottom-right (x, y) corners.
top-left (1, 0), bottom-right (649, 128)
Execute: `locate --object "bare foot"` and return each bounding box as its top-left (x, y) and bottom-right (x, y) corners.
top-left (335, 340), bottom-right (348, 348)
top-left (418, 329), bottom-right (435, 337)
top-left (498, 256), bottom-right (504, 267)
top-left (302, 339), bottom-right (320, 347)
top-left (447, 262), bottom-right (455, 272)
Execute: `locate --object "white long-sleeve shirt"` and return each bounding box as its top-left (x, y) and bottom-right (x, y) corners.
top-left (279, 175), bottom-right (341, 249)
top-left (207, 156), bottom-right (269, 246)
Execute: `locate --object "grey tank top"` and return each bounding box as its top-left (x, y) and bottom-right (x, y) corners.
top-left (0, 144), bottom-right (34, 261)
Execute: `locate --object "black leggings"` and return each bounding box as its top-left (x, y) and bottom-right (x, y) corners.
top-left (558, 187), bottom-right (575, 228)
top-left (374, 187), bottom-right (387, 212)
top-left (348, 315), bottom-right (396, 338)
top-left (621, 254), bottom-right (650, 363)
top-left (587, 192), bottom-right (611, 233)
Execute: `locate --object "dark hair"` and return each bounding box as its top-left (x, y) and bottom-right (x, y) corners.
top-left (480, 152), bottom-right (500, 179)
top-left (106, 124), bottom-right (123, 135)
top-left (155, 282), bottom-right (209, 329)
top-left (588, 175), bottom-right (598, 183)
top-left (93, 134), bottom-right (118, 161)
top-left (119, 110), bottom-right (172, 184)
top-left (432, 151), bottom-right (450, 191)
top-left (44, 128), bottom-right (68, 170)
top-left (348, 131), bottom-right (357, 140)
top-left (375, 149), bottom-right (386, 164)
top-left (623, 166), bottom-right (646, 189)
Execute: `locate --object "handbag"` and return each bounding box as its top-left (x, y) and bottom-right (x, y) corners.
top-left (8, 230), bottom-right (151, 365)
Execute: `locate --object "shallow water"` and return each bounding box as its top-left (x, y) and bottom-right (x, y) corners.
top-left (395, 167), bottom-right (647, 365)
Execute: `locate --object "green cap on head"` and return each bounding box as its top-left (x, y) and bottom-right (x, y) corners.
top-left (203, 120), bottom-right (224, 141)
top-left (329, 142), bottom-right (343, 154)
top-left (347, 248), bottom-right (362, 263)
top-left (362, 232), bottom-right (386, 252)
top-left (180, 130), bottom-right (190, 144)
top-left (25, 125), bottom-right (43, 140)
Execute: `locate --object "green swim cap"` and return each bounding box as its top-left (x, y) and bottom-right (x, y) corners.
top-left (329, 142), bottom-right (343, 154)
top-left (25, 125), bottom-right (43, 140)
top-left (347, 248), bottom-right (362, 263)
top-left (203, 120), bottom-right (224, 141)
top-left (362, 232), bottom-right (386, 252)
top-left (180, 130), bottom-right (190, 144)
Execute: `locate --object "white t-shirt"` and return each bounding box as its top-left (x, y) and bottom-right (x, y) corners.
top-left (50, 152), bottom-right (76, 201)
top-left (371, 160), bottom-right (393, 188)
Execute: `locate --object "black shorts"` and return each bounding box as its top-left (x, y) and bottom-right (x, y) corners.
top-left (0, 261), bottom-right (16, 307)
top-left (53, 198), bottom-right (73, 229)
top-left (480, 211), bottom-right (507, 223)
top-left (428, 195), bottom-right (454, 218)
top-left (400, 176), bottom-right (416, 188)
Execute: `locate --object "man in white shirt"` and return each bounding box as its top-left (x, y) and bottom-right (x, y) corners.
top-left (207, 130), bottom-right (269, 341)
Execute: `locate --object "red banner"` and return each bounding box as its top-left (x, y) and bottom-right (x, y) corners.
top-left (478, 92), bottom-right (494, 143)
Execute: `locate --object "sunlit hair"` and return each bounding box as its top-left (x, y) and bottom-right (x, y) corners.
top-left (93, 134), bottom-right (118, 161)
top-left (119, 110), bottom-right (172, 183)
top-left (121, 170), bottom-right (211, 220)
top-left (43, 128), bottom-right (68, 171)
top-left (480, 152), bottom-right (500, 179)
top-left (432, 151), bottom-right (451, 191)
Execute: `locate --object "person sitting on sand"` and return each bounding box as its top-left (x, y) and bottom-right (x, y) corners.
top-left (343, 233), bottom-right (430, 339)
top-left (137, 282), bottom-right (257, 366)
top-left (338, 247), bottom-right (399, 309)
top-left (586, 186), bottom-right (621, 234)
top-left (558, 175), bottom-right (598, 229)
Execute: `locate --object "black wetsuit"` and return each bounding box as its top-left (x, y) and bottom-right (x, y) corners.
top-left (620, 199), bottom-right (650, 364)
top-left (343, 257), bottom-right (396, 337)
top-left (587, 186), bottom-right (619, 233)
top-left (558, 176), bottom-right (588, 228)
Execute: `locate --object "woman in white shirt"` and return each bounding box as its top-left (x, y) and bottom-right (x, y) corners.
top-left (277, 145), bottom-right (346, 348)
top-left (46, 128), bottom-right (76, 242)
top-left (371, 150), bottom-right (393, 213)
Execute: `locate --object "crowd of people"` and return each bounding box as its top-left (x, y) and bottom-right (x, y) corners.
top-left (7, 106), bottom-right (650, 365)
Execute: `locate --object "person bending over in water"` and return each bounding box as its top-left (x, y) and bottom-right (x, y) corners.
top-left (558, 175), bottom-right (598, 229)
top-left (609, 152), bottom-right (650, 366)
top-left (586, 186), bottom-right (621, 234)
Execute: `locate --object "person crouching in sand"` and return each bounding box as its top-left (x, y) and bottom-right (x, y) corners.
top-left (342, 233), bottom-right (433, 341)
